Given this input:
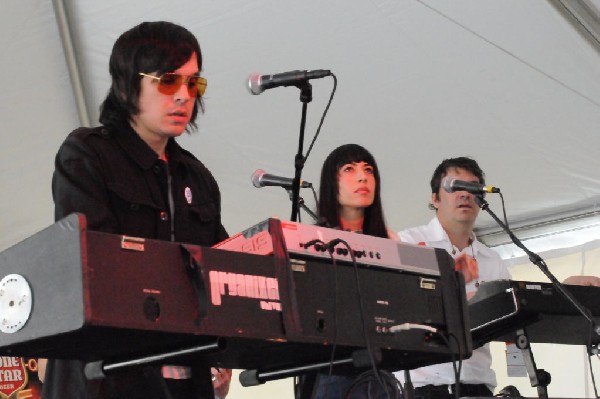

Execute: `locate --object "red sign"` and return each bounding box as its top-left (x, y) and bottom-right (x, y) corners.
top-left (0, 357), bottom-right (41, 399)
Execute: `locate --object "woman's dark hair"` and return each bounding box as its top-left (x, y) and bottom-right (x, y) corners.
top-left (318, 144), bottom-right (388, 238)
top-left (99, 21), bottom-right (203, 128)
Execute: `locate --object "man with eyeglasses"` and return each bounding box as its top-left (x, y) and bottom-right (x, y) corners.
top-left (46, 21), bottom-right (231, 399)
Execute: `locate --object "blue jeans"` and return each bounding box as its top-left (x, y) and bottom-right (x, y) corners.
top-left (313, 374), bottom-right (394, 399)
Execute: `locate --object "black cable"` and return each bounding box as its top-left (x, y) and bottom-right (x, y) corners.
top-left (303, 238), bottom-right (326, 252)
top-left (587, 325), bottom-right (600, 398)
top-left (310, 186), bottom-right (319, 214)
top-left (390, 327), bottom-right (463, 399)
top-left (301, 238), bottom-right (339, 398)
top-left (589, 352), bottom-right (599, 398)
top-left (327, 238), bottom-right (392, 399)
top-left (420, 331), bottom-right (460, 399)
top-left (343, 369), bottom-right (403, 399)
top-left (442, 254), bottom-right (467, 392)
top-left (594, 350), bottom-right (600, 398)
top-left (499, 192), bottom-right (510, 230)
top-left (323, 249), bottom-right (341, 399)
top-left (449, 274), bottom-right (467, 381)
top-left (446, 333), bottom-right (463, 399)
top-left (304, 74), bottom-right (338, 163)
top-left (475, 195), bottom-right (600, 340)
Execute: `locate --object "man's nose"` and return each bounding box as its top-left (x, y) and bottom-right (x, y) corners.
top-left (174, 81), bottom-right (192, 101)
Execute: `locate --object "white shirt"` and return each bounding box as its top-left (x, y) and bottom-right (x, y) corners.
top-left (395, 217), bottom-right (510, 392)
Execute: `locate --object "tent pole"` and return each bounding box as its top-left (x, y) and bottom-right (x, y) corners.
top-left (51, 0), bottom-right (91, 127)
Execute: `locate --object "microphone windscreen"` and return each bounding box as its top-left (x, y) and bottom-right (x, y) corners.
top-left (247, 73), bottom-right (263, 95)
top-left (442, 176), bottom-right (455, 193)
top-left (251, 169), bottom-right (265, 188)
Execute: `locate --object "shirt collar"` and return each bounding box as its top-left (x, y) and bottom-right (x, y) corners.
top-left (111, 123), bottom-right (185, 171)
top-left (427, 216), bottom-right (486, 256)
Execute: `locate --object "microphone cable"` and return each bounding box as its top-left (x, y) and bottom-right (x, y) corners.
top-left (303, 237), bottom-right (343, 399)
top-left (304, 237), bottom-right (398, 399)
top-left (587, 326), bottom-right (600, 398)
top-left (324, 245), bottom-right (341, 399)
top-left (326, 238), bottom-right (393, 399)
top-left (499, 192), bottom-right (510, 229)
top-left (389, 323), bottom-right (463, 399)
top-left (303, 74), bottom-right (338, 163)
top-left (343, 369), bottom-right (403, 399)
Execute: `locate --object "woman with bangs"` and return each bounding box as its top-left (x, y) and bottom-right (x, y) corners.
top-left (298, 143), bottom-right (397, 399)
top-left (317, 144), bottom-right (396, 240)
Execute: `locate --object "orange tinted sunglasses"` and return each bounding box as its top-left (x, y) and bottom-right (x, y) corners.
top-left (139, 72), bottom-right (207, 97)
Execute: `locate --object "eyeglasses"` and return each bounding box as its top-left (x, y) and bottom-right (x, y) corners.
top-left (138, 72), bottom-right (207, 97)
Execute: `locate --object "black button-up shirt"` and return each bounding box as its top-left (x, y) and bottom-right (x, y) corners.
top-left (52, 124), bottom-right (228, 246)
top-left (47, 123), bottom-right (228, 399)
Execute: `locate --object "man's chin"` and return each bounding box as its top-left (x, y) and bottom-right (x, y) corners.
top-left (456, 214), bottom-right (477, 224)
top-left (164, 128), bottom-right (187, 137)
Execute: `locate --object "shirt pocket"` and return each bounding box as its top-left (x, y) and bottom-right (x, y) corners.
top-left (188, 201), bottom-right (219, 223)
top-left (107, 181), bottom-right (159, 210)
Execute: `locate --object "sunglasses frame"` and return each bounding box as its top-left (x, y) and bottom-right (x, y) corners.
top-left (138, 72), bottom-right (207, 97)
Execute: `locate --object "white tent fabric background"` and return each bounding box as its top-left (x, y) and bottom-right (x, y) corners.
top-left (3, 0), bottom-right (600, 252)
top-left (2, 0), bottom-right (600, 397)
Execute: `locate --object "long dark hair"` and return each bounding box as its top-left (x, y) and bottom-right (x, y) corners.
top-left (99, 21), bottom-right (203, 129)
top-left (318, 144), bottom-right (388, 238)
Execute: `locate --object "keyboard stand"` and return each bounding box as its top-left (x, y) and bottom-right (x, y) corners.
top-left (84, 339), bottom-right (225, 380)
top-left (515, 328), bottom-right (551, 399)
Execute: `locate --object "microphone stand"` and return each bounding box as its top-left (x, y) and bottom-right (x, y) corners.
top-left (474, 195), bottom-right (598, 333)
top-left (475, 195), bottom-right (599, 398)
top-left (290, 82), bottom-right (312, 222)
top-left (286, 189), bottom-right (318, 223)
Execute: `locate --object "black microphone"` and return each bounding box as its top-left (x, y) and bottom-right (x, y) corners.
top-left (251, 169), bottom-right (312, 189)
top-left (247, 69), bottom-right (331, 95)
top-left (442, 176), bottom-right (500, 194)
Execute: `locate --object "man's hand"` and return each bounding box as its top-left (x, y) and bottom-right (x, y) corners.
top-left (212, 367), bottom-right (232, 399)
top-left (563, 275), bottom-right (600, 287)
top-left (454, 252), bottom-right (479, 283)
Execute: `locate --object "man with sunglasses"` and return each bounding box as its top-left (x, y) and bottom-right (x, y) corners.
top-left (47, 21), bottom-right (231, 399)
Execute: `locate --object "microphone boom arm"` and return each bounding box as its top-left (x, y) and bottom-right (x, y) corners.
top-left (474, 195), bottom-right (600, 338)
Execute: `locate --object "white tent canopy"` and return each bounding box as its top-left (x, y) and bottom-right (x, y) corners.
top-left (3, 0), bottom-right (600, 253)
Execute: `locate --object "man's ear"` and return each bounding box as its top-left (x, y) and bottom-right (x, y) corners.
top-left (431, 192), bottom-right (440, 209)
